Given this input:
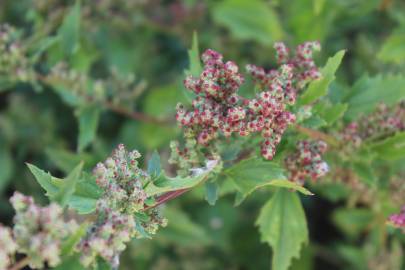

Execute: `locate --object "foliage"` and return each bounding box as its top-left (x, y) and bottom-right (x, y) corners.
top-left (0, 0), bottom-right (404, 270)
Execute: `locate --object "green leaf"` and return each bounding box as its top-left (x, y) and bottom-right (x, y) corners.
top-left (77, 105), bottom-right (100, 152)
top-left (212, 0), bottom-right (283, 46)
top-left (54, 255), bottom-right (86, 270)
top-left (204, 181), bottom-right (219, 206)
top-left (46, 147), bottom-right (94, 174)
top-left (333, 208), bottom-right (373, 238)
top-left (185, 31), bottom-right (202, 77)
top-left (61, 222), bottom-right (88, 256)
top-left (158, 207), bottom-right (212, 246)
top-left (144, 160), bottom-right (220, 196)
top-left (224, 158), bottom-right (312, 205)
top-left (268, 180), bottom-right (314, 196)
top-left (299, 50), bottom-right (345, 105)
top-left (27, 164), bottom-right (102, 213)
top-left (0, 144), bottom-right (14, 193)
top-left (27, 163), bottom-right (59, 196)
top-left (378, 27), bottom-right (405, 64)
top-left (313, 0), bottom-right (325, 15)
top-left (256, 188), bottom-right (309, 270)
top-left (369, 132), bottom-right (405, 160)
top-left (351, 161), bottom-right (376, 187)
top-left (53, 162), bottom-right (83, 207)
top-left (345, 74), bottom-right (405, 120)
top-left (147, 150), bottom-right (161, 179)
top-left (58, 0), bottom-right (81, 56)
top-left (314, 102), bottom-right (348, 125)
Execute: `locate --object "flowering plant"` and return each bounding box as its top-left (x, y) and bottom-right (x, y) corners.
top-left (1, 1), bottom-right (405, 270)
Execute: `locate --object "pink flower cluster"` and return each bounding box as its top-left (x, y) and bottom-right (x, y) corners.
top-left (0, 225), bottom-right (17, 270)
top-left (342, 101), bottom-right (405, 147)
top-left (388, 205), bottom-right (405, 230)
top-left (284, 140), bottom-right (329, 185)
top-left (177, 42), bottom-right (321, 160)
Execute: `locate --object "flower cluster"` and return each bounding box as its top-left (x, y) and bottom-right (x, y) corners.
top-left (0, 225), bottom-right (17, 270)
top-left (79, 144), bottom-right (167, 267)
top-left (7, 192), bottom-right (77, 269)
top-left (284, 140), bottom-right (329, 185)
top-left (46, 63), bottom-right (145, 106)
top-left (176, 42), bottom-right (320, 161)
top-left (388, 205), bottom-right (405, 231)
top-left (0, 24), bottom-right (36, 84)
top-left (342, 101), bottom-right (405, 147)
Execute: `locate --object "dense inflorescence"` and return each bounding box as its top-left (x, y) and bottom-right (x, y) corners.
top-left (342, 101), bottom-right (405, 147)
top-left (284, 140), bottom-right (329, 185)
top-left (79, 144), bottom-right (167, 267)
top-left (174, 42), bottom-right (321, 164)
top-left (0, 24), bottom-right (36, 84)
top-left (0, 225), bottom-right (17, 270)
top-left (388, 206), bottom-right (405, 231)
top-left (7, 192), bottom-right (77, 269)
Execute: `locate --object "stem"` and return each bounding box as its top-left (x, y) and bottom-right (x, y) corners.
top-left (295, 124), bottom-right (339, 147)
top-left (143, 188), bottom-right (190, 211)
top-left (8, 257), bottom-right (29, 270)
top-left (103, 101), bottom-right (171, 125)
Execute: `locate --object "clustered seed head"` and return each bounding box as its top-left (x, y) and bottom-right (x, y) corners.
top-left (0, 225), bottom-right (17, 270)
top-left (284, 140), bottom-right (329, 185)
top-left (8, 192), bottom-right (77, 269)
top-left (93, 143), bottom-right (148, 214)
top-left (176, 42), bottom-right (320, 161)
top-left (342, 101), bottom-right (405, 147)
top-left (0, 24), bottom-right (35, 83)
top-left (78, 202), bottom-right (136, 268)
top-left (79, 144), bottom-right (167, 268)
top-left (388, 205), bottom-right (405, 231)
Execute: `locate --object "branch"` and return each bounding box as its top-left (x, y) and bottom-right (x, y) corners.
top-left (8, 257), bottom-right (29, 270)
top-left (143, 188), bottom-right (190, 211)
top-left (295, 124), bottom-right (339, 147)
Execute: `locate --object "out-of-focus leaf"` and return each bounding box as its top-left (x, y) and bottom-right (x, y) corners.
top-left (299, 50), bottom-right (345, 105)
top-left (351, 161), bottom-right (376, 187)
top-left (185, 31), bottom-right (202, 77)
top-left (369, 132), bottom-right (405, 160)
top-left (333, 208), bottom-right (373, 237)
top-left (0, 144), bottom-right (14, 193)
top-left (378, 27), bottom-right (405, 64)
top-left (313, 0), bottom-right (325, 15)
top-left (46, 147), bottom-right (95, 174)
top-left (54, 255), bottom-right (86, 270)
top-left (345, 75), bottom-right (405, 120)
top-left (256, 188), bottom-right (308, 270)
top-left (58, 0), bottom-right (81, 56)
top-left (212, 0), bottom-right (283, 46)
top-left (147, 150), bottom-right (161, 179)
top-left (77, 105), bottom-right (100, 152)
top-left (158, 207), bottom-right (212, 246)
top-left (314, 102), bottom-right (348, 125)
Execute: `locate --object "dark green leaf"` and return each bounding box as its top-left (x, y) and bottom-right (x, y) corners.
top-left (299, 50), bottom-right (345, 105)
top-left (58, 0), bottom-right (81, 56)
top-left (77, 105), bottom-right (100, 152)
top-left (256, 188), bottom-right (309, 270)
top-left (212, 0), bottom-right (283, 46)
top-left (53, 162), bottom-right (83, 207)
top-left (369, 132), bottom-right (405, 160)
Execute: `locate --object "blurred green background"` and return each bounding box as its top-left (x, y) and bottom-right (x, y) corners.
top-left (0, 0), bottom-right (405, 269)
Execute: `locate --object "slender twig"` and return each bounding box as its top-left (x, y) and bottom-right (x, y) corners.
top-left (103, 101), bottom-right (171, 125)
top-left (295, 124), bottom-right (339, 147)
top-left (8, 257), bottom-right (29, 270)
